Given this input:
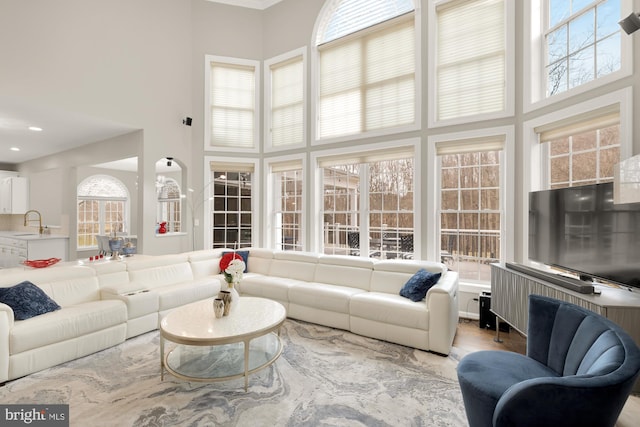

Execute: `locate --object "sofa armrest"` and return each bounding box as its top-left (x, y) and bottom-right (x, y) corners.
top-left (0, 302), bottom-right (14, 331)
top-left (0, 310), bottom-right (10, 382)
top-left (426, 271), bottom-right (459, 355)
top-left (100, 289), bottom-right (159, 319)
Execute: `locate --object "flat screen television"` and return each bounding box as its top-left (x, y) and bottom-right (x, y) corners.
top-left (529, 182), bottom-right (640, 289)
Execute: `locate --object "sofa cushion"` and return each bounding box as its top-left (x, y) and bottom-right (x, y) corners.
top-left (0, 281), bottom-right (61, 320)
top-left (399, 269), bottom-right (441, 302)
top-left (314, 255), bottom-right (375, 291)
top-left (239, 275), bottom-right (298, 302)
top-left (187, 249), bottom-right (224, 278)
top-left (128, 261), bottom-right (195, 290)
top-left (245, 248), bottom-right (274, 274)
top-left (270, 252), bottom-right (319, 282)
top-left (10, 299), bottom-right (127, 354)
top-left (156, 278), bottom-right (221, 312)
top-left (350, 292), bottom-right (430, 330)
top-left (288, 282), bottom-right (366, 314)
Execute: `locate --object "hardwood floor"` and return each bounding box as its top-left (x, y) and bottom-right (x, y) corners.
top-left (454, 318), bottom-right (526, 355)
top-left (453, 318), bottom-right (639, 427)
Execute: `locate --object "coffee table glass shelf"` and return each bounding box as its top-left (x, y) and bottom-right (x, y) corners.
top-left (160, 297), bottom-right (286, 390)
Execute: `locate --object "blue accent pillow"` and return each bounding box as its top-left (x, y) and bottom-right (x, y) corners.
top-left (222, 250), bottom-right (249, 273)
top-left (399, 269), bottom-right (442, 302)
top-left (0, 281), bottom-right (61, 320)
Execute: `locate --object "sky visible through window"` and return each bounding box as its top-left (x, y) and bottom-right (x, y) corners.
top-left (546, 0), bottom-right (621, 96)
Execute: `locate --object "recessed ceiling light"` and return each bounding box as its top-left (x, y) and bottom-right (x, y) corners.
top-left (10, 147), bottom-right (20, 152)
top-left (28, 126), bottom-right (43, 132)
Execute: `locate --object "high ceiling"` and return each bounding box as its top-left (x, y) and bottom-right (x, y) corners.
top-left (0, 96), bottom-right (137, 165)
top-left (0, 0), bottom-right (282, 167)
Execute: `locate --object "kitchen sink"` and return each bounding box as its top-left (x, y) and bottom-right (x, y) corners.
top-left (12, 233), bottom-right (37, 236)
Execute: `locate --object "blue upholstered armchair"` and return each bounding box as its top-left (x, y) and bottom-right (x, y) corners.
top-left (457, 295), bottom-right (640, 427)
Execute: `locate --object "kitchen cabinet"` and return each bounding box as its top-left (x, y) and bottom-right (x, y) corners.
top-left (0, 177), bottom-right (29, 214)
top-left (0, 235), bottom-right (68, 268)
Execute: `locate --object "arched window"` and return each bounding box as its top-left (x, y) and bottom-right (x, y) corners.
top-left (156, 176), bottom-right (182, 233)
top-left (314, 0), bottom-right (417, 140)
top-left (77, 175), bottom-right (129, 249)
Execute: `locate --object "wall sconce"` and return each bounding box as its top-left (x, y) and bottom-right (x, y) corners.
top-left (619, 12), bottom-right (640, 35)
top-left (166, 157), bottom-right (173, 167)
top-left (182, 117), bottom-right (192, 126)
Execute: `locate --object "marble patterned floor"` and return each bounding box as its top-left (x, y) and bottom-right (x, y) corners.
top-left (0, 320), bottom-right (467, 426)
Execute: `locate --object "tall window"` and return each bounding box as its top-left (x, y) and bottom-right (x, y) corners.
top-left (315, 0), bottom-right (417, 140)
top-left (438, 143), bottom-right (504, 283)
top-left (266, 51), bottom-right (305, 150)
top-left (211, 166), bottom-right (253, 249)
top-left (206, 56), bottom-right (260, 151)
top-left (156, 177), bottom-right (182, 233)
top-left (545, 0), bottom-right (621, 97)
top-left (320, 148), bottom-right (415, 259)
top-left (77, 175), bottom-right (129, 249)
top-left (270, 161), bottom-right (304, 251)
top-left (536, 110), bottom-right (620, 188)
top-left (436, 0), bottom-right (506, 121)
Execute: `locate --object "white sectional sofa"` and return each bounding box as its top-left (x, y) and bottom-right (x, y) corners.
top-left (0, 248), bottom-right (458, 383)
top-left (0, 265), bottom-right (128, 383)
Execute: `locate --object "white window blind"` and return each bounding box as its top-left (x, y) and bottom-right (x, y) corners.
top-left (270, 159), bottom-right (304, 173)
top-left (436, 135), bottom-right (506, 156)
top-left (209, 61), bottom-right (256, 148)
top-left (209, 161), bottom-right (255, 173)
top-left (270, 56), bottom-right (304, 147)
top-left (318, 14), bottom-right (415, 139)
top-left (437, 0), bottom-right (505, 121)
top-left (318, 146), bottom-right (414, 168)
top-left (534, 107), bottom-right (620, 142)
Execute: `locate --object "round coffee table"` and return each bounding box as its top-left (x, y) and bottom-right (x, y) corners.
top-left (160, 297), bottom-right (286, 390)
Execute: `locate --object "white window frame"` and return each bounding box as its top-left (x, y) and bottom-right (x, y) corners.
top-left (310, 138), bottom-right (421, 255)
top-left (264, 47), bottom-right (307, 153)
top-left (523, 0), bottom-right (633, 113)
top-left (265, 154), bottom-right (307, 250)
top-left (428, 0), bottom-right (515, 128)
top-left (203, 156), bottom-right (261, 250)
top-left (310, 1), bottom-right (422, 146)
top-left (156, 177), bottom-right (183, 234)
top-left (77, 175), bottom-right (130, 249)
top-left (427, 126), bottom-right (515, 284)
top-left (204, 55), bottom-right (261, 153)
top-left (521, 87), bottom-right (633, 261)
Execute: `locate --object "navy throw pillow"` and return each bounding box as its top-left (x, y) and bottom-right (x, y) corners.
top-left (222, 250), bottom-right (249, 273)
top-left (0, 281), bottom-right (61, 320)
top-left (399, 269), bottom-right (442, 302)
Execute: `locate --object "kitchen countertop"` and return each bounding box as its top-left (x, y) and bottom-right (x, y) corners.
top-left (0, 231), bottom-right (69, 240)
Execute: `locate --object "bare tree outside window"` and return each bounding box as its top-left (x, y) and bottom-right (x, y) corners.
top-left (545, 123), bottom-right (620, 189)
top-left (545, 0), bottom-right (621, 97)
top-left (440, 151), bottom-right (502, 282)
top-left (322, 158), bottom-right (414, 260)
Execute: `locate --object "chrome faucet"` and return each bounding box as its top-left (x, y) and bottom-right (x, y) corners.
top-left (23, 209), bottom-right (44, 234)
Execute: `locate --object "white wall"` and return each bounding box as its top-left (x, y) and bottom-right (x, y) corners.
top-left (1, 0), bottom-right (193, 255)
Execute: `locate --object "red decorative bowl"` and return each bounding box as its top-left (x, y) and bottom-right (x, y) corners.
top-left (23, 258), bottom-right (61, 268)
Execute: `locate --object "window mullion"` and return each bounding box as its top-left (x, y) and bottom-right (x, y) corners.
top-left (359, 164), bottom-right (369, 257)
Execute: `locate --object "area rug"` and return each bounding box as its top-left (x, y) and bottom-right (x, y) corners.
top-left (0, 320), bottom-right (467, 426)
